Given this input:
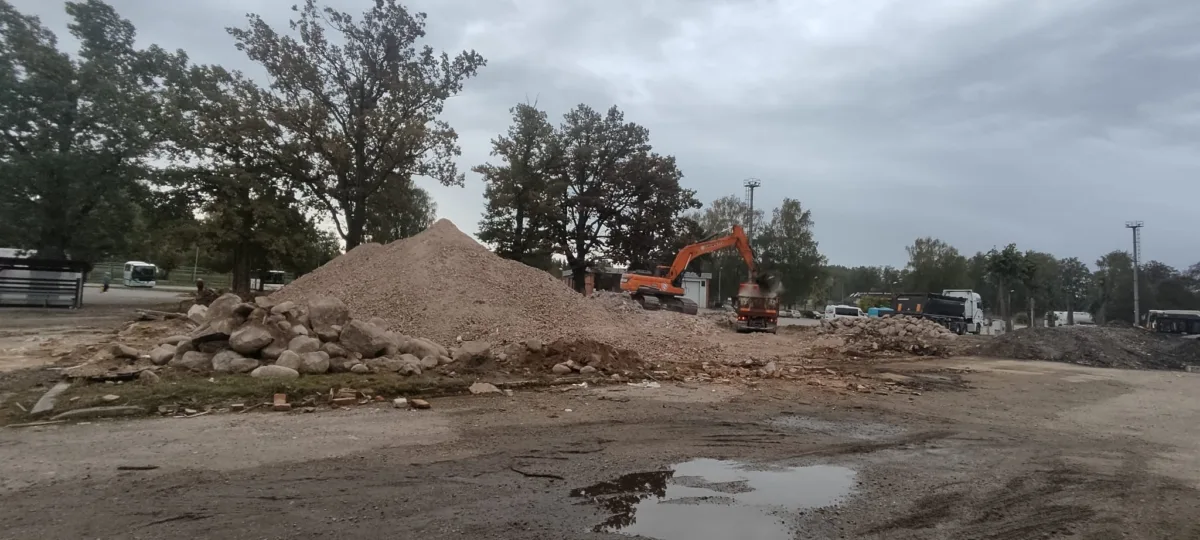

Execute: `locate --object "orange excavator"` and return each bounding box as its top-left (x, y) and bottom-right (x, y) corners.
top-left (619, 225), bottom-right (771, 319)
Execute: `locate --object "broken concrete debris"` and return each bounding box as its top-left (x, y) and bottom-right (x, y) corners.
top-left (409, 399), bottom-right (431, 410)
top-left (468, 382), bottom-right (502, 395)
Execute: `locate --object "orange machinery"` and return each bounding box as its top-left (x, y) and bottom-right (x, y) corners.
top-left (618, 225), bottom-right (758, 315)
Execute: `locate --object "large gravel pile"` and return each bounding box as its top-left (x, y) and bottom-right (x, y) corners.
top-left (272, 220), bottom-right (628, 344)
top-left (977, 325), bottom-right (1200, 370)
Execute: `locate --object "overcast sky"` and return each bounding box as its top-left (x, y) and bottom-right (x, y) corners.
top-left (15, 0), bottom-right (1200, 270)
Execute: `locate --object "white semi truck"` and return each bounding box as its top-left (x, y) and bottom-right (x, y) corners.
top-left (891, 289), bottom-right (986, 334)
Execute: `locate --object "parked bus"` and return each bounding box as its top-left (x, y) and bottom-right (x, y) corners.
top-left (122, 261), bottom-right (157, 287)
top-left (250, 270), bottom-right (287, 291)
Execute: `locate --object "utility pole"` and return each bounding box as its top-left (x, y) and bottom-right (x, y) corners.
top-left (743, 178), bottom-right (761, 240)
top-left (1126, 221), bottom-right (1143, 325)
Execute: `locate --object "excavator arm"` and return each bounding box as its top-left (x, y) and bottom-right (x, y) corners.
top-left (663, 225), bottom-right (756, 283)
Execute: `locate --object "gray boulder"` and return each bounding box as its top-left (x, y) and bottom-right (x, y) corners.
top-left (186, 304), bottom-right (208, 324)
top-left (251, 365), bottom-right (300, 379)
top-left (350, 363), bottom-right (370, 374)
top-left (260, 339), bottom-right (286, 360)
top-left (269, 300), bottom-right (296, 315)
top-left (551, 363), bottom-right (572, 375)
top-left (365, 356), bottom-right (406, 373)
top-left (339, 320), bottom-right (391, 358)
top-left (254, 295), bottom-right (275, 309)
top-left (453, 341), bottom-right (492, 364)
top-left (111, 343), bottom-right (139, 359)
top-left (162, 335), bottom-right (190, 345)
top-left (149, 344), bottom-right (176, 366)
top-left (419, 355), bottom-right (439, 370)
top-left (170, 351), bottom-right (213, 373)
top-left (275, 350), bottom-right (302, 370)
top-left (212, 351), bottom-right (259, 374)
top-left (320, 342), bottom-right (348, 358)
top-left (288, 335), bottom-right (321, 354)
top-left (307, 296), bottom-right (350, 335)
top-left (291, 324), bottom-right (310, 337)
top-left (299, 351), bottom-right (331, 374)
top-left (230, 324), bottom-right (274, 355)
top-left (206, 293), bottom-right (243, 322)
top-left (404, 337), bottom-right (448, 359)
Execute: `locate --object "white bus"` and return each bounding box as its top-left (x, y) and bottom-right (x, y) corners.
top-left (122, 261), bottom-right (157, 287)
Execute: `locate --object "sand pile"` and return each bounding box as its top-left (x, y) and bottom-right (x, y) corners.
top-left (272, 220), bottom-right (628, 344)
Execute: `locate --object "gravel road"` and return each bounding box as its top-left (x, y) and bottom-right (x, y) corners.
top-left (1, 357), bottom-right (1197, 539)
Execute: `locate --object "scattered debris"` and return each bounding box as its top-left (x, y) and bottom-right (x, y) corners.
top-left (392, 397), bottom-right (407, 408)
top-left (101, 394), bottom-right (121, 403)
top-left (409, 398), bottom-right (431, 410)
top-left (976, 325), bottom-right (1200, 370)
top-left (50, 406), bottom-right (144, 421)
top-left (272, 393), bottom-right (291, 412)
top-left (5, 420), bottom-right (67, 429)
top-left (116, 465), bottom-right (160, 471)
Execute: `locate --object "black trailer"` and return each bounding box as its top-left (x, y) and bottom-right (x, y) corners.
top-left (890, 292), bottom-right (970, 334)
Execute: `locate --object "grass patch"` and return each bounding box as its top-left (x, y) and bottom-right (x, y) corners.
top-left (54, 372), bottom-right (486, 415)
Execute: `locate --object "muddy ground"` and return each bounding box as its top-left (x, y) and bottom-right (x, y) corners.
top-left (2, 305), bottom-right (1200, 539)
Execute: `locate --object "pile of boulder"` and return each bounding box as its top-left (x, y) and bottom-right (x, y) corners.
top-left (818, 315), bottom-right (955, 338)
top-left (146, 294), bottom-right (491, 379)
top-left (813, 315), bottom-right (955, 356)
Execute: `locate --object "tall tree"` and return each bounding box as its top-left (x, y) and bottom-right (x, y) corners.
top-left (547, 104), bottom-right (660, 291)
top-left (903, 237), bottom-right (969, 293)
top-left (1057, 257), bottom-right (1091, 324)
top-left (227, 0), bottom-right (485, 249)
top-left (607, 153), bottom-right (699, 271)
top-left (987, 244), bottom-right (1025, 331)
top-left (363, 176), bottom-right (436, 243)
top-left (756, 198), bottom-right (826, 306)
top-left (166, 64), bottom-right (317, 294)
top-left (1021, 250), bottom-right (1059, 326)
top-left (475, 103), bottom-right (561, 270)
top-left (0, 0), bottom-right (180, 260)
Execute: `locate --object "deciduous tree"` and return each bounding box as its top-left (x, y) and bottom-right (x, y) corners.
top-left (476, 103), bottom-right (561, 270)
top-left (987, 244), bottom-right (1025, 331)
top-left (0, 0), bottom-right (181, 260)
top-left (228, 0), bottom-right (485, 249)
top-left (903, 237), bottom-right (969, 293)
top-left (756, 198), bottom-right (826, 306)
top-left (1057, 257), bottom-right (1091, 324)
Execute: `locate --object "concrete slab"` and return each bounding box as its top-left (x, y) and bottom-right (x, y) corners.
top-left (29, 382), bottom-right (71, 418)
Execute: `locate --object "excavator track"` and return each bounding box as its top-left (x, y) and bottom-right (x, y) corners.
top-left (659, 296), bottom-right (699, 315)
top-left (635, 294), bottom-right (661, 311)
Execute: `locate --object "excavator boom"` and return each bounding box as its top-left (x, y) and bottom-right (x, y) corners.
top-left (618, 225), bottom-right (759, 316)
top-left (662, 225), bottom-right (756, 283)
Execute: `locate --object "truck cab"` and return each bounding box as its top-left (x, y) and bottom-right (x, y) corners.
top-left (939, 289), bottom-right (985, 334)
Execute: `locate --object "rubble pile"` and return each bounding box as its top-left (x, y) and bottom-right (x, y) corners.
top-left (814, 316), bottom-right (955, 356)
top-left (271, 219), bottom-right (628, 345)
top-left (122, 293), bottom-right (506, 379)
top-left (976, 325), bottom-right (1200, 370)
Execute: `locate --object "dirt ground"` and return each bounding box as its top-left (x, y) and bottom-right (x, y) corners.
top-left (3, 306), bottom-right (1200, 539)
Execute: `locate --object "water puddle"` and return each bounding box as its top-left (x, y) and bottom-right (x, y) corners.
top-left (570, 458), bottom-right (856, 539)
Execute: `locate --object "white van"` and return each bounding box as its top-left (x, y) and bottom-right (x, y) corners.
top-left (823, 304), bottom-right (863, 321)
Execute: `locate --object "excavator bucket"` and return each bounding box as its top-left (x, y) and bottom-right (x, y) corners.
top-left (753, 272), bottom-right (778, 292)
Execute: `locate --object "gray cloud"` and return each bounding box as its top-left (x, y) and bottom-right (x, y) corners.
top-left (15, 0), bottom-right (1200, 269)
